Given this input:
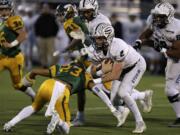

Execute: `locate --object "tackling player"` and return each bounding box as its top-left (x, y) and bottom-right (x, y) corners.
top-left (3, 59), bottom-right (123, 134)
top-left (0, 0), bottom-right (35, 101)
top-left (71, 0), bottom-right (113, 126)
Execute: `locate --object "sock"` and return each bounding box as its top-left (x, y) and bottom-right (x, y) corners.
top-left (171, 101), bottom-right (180, 118)
top-left (111, 80), bottom-right (121, 102)
top-left (92, 85), bottom-right (116, 112)
top-left (131, 89), bottom-right (145, 100)
top-left (76, 111), bottom-right (84, 120)
top-left (45, 81), bottom-right (65, 117)
top-left (24, 87), bottom-right (36, 100)
top-left (122, 94), bottom-right (143, 123)
top-left (117, 106), bottom-right (125, 113)
top-left (9, 106), bottom-right (35, 126)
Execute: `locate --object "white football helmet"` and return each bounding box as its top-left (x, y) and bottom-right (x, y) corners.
top-left (93, 23), bottom-right (114, 50)
top-left (0, 0), bottom-right (13, 19)
top-left (79, 0), bottom-right (99, 17)
top-left (151, 2), bottom-right (175, 27)
top-left (56, 4), bottom-right (77, 20)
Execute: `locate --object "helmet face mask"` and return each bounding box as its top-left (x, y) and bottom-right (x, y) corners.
top-left (152, 14), bottom-right (168, 28)
top-left (93, 23), bottom-right (114, 52)
top-left (56, 4), bottom-right (77, 21)
top-left (80, 8), bottom-right (95, 21)
top-left (0, 0), bottom-right (12, 19)
top-left (79, 0), bottom-right (98, 21)
top-left (93, 36), bottom-right (109, 51)
top-left (151, 2), bottom-right (175, 28)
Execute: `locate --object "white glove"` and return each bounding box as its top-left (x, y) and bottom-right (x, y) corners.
top-left (80, 48), bottom-right (88, 56)
top-left (160, 48), bottom-right (168, 58)
top-left (22, 73), bottom-right (35, 87)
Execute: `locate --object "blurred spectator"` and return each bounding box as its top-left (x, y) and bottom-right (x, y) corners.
top-left (123, 13), bottom-right (143, 45)
top-left (110, 13), bottom-right (123, 39)
top-left (34, 3), bottom-right (59, 67)
top-left (24, 7), bottom-right (39, 70)
top-left (54, 16), bottom-right (70, 64)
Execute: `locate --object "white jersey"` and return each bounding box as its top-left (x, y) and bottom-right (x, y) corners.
top-left (109, 38), bottom-right (141, 69)
top-left (86, 13), bottom-right (111, 35)
top-left (147, 15), bottom-right (180, 60)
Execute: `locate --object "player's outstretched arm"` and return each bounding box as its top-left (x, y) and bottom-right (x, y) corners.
top-left (29, 68), bottom-right (51, 79)
top-left (134, 28), bottom-right (153, 49)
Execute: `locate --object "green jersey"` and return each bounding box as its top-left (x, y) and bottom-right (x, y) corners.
top-left (49, 61), bottom-right (87, 95)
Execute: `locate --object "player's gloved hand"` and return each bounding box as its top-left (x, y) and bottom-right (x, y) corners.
top-left (22, 72), bottom-right (35, 87)
top-left (80, 48), bottom-right (88, 56)
top-left (84, 35), bottom-right (94, 47)
top-left (71, 50), bottom-right (81, 58)
top-left (133, 39), bottom-right (142, 50)
top-left (153, 39), bottom-right (168, 52)
top-left (153, 41), bottom-right (162, 52)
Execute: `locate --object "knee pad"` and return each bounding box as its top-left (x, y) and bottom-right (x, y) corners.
top-left (167, 93), bottom-right (180, 103)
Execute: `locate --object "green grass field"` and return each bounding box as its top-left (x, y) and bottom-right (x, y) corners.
top-left (0, 71), bottom-right (180, 135)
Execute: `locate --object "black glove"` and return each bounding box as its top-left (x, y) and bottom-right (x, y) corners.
top-left (153, 40), bottom-right (167, 52)
top-left (84, 35), bottom-right (94, 47)
top-left (133, 39), bottom-right (142, 50)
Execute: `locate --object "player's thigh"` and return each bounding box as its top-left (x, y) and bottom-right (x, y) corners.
top-left (8, 53), bottom-right (24, 84)
top-left (55, 87), bottom-right (70, 122)
top-left (165, 61), bottom-right (180, 95)
top-left (0, 57), bottom-right (5, 71)
top-left (32, 79), bottom-right (56, 111)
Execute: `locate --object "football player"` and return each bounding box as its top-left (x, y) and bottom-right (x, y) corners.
top-left (91, 23), bottom-right (147, 133)
top-left (0, 0), bottom-right (35, 101)
top-left (133, 2), bottom-right (180, 127)
top-left (71, 0), bottom-right (113, 126)
top-left (4, 60), bottom-right (120, 134)
top-left (4, 61), bottom-right (111, 134)
top-left (55, 4), bottom-right (122, 126)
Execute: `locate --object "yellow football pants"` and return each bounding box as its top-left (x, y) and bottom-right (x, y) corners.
top-left (32, 79), bottom-right (71, 124)
top-left (0, 53), bottom-right (24, 89)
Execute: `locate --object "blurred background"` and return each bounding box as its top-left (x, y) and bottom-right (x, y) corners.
top-left (12, 0), bottom-right (180, 74)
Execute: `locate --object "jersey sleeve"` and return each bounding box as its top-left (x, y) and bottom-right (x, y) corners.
top-left (73, 16), bottom-right (89, 34)
top-left (49, 64), bottom-right (61, 78)
top-left (110, 40), bottom-right (129, 62)
top-left (6, 16), bottom-right (24, 31)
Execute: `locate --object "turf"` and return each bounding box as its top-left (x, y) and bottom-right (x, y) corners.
top-left (0, 71), bottom-right (180, 135)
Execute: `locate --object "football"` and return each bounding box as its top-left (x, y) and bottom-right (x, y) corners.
top-left (103, 58), bottom-right (113, 64)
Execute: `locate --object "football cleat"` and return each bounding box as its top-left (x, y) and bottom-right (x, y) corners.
top-left (132, 121), bottom-right (146, 134)
top-left (117, 107), bottom-right (130, 127)
top-left (140, 90), bottom-right (153, 113)
top-left (168, 118), bottom-right (180, 127)
top-left (46, 111), bottom-right (60, 134)
top-left (57, 121), bottom-right (70, 134)
top-left (111, 109), bottom-right (124, 127)
top-left (3, 122), bottom-right (13, 132)
top-left (71, 117), bottom-right (85, 127)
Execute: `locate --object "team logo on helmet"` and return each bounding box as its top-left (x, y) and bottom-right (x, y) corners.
top-left (94, 23), bottom-right (114, 44)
